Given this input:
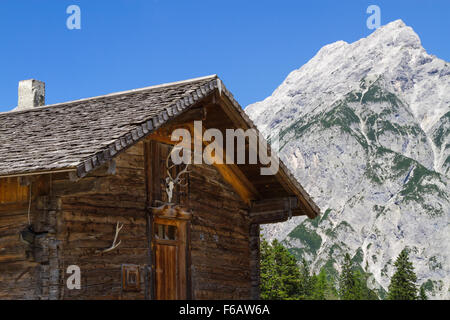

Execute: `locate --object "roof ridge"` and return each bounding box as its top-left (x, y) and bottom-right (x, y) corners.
top-left (0, 74), bottom-right (218, 117)
top-left (75, 78), bottom-right (219, 178)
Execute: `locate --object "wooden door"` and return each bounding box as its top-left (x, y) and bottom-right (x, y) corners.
top-left (154, 242), bottom-right (177, 300)
top-left (153, 217), bottom-right (188, 300)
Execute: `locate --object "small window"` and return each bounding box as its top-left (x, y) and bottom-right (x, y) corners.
top-left (155, 224), bottom-right (177, 240)
top-left (121, 264), bottom-right (140, 292)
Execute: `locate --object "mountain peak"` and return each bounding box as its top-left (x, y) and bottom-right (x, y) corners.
top-left (383, 19), bottom-right (406, 29)
top-left (368, 19), bottom-right (422, 49)
top-left (246, 19), bottom-right (449, 299)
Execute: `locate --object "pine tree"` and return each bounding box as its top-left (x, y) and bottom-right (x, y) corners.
top-left (353, 270), bottom-right (379, 300)
top-left (298, 259), bottom-right (314, 299)
top-left (418, 286), bottom-right (428, 300)
top-left (353, 270), bottom-right (366, 299)
top-left (311, 268), bottom-right (328, 300)
top-left (387, 249), bottom-right (418, 300)
top-left (260, 239), bottom-right (301, 300)
top-left (337, 252), bottom-right (380, 300)
top-left (339, 253), bottom-right (358, 300)
top-left (328, 278), bottom-right (340, 300)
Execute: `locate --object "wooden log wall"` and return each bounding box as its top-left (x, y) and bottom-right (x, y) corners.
top-left (56, 142), bottom-right (148, 300)
top-left (0, 143), bottom-right (149, 299)
top-left (0, 176), bottom-right (55, 299)
top-left (0, 195), bottom-right (37, 299)
top-left (185, 163), bottom-right (253, 299)
top-left (146, 139), bottom-right (255, 299)
top-left (0, 139), bottom-right (261, 300)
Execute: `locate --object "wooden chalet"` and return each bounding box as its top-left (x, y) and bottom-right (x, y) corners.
top-left (0, 75), bottom-right (319, 300)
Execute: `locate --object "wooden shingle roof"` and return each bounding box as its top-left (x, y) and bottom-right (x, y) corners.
top-left (0, 75), bottom-right (320, 217)
top-left (0, 75), bottom-right (217, 177)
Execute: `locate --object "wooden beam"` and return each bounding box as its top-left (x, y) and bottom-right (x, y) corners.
top-left (168, 106), bottom-right (206, 125)
top-left (148, 122), bottom-right (260, 205)
top-left (249, 197), bottom-right (298, 224)
top-left (189, 122), bottom-right (260, 205)
top-left (213, 164), bottom-right (258, 205)
top-left (147, 129), bottom-right (178, 145)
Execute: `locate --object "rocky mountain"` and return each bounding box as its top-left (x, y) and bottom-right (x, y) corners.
top-left (246, 20), bottom-right (449, 299)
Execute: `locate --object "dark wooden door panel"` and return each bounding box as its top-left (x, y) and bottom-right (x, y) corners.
top-left (155, 243), bottom-right (178, 300)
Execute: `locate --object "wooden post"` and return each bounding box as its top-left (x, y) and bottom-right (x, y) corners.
top-left (144, 141), bottom-right (161, 300)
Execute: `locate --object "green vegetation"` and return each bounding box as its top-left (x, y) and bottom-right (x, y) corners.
top-left (338, 253), bottom-right (357, 299)
top-left (298, 259), bottom-right (315, 299)
top-left (361, 81), bottom-right (402, 108)
top-left (362, 144), bottom-right (447, 217)
top-left (321, 102), bottom-right (360, 134)
top-left (428, 256), bottom-right (443, 271)
top-left (260, 239), bottom-right (338, 300)
top-left (320, 208), bottom-right (332, 223)
top-left (338, 253), bottom-right (378, 300)
top-left (420, 279), bottom-right (443, 296)
top-left (432, 111), bottom-right (450, 148)
top-left (260, 240), bottom-right (431, 300)
top-left (400, 164), bottom-right (445, 203)
top-left (373, 205), bottom-right (386, 217)
top-left (320, 252), bottom-right (340, 280)
top-left (419, 286), bottom-right (428, 300)
top-left (387, 249), bottom-right (419, 300)
top-left (288, 223), bottom-right (322, 255)
top-left (260, 239), bottom-right (302, 300)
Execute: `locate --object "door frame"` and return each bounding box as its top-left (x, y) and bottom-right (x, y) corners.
top-left (150, 207), bottom-right (192, 300)
top-left (144, 139), bottom-right (192, 300)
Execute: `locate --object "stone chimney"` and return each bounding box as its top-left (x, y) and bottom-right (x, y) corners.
top-left (17, 79), bottom-right (45, 110)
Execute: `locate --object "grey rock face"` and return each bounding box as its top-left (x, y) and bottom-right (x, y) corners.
top-left (246, 20), bottom-right (449, 299)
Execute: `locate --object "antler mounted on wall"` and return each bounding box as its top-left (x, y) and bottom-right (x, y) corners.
top-left (99, 221), bottom-right (123, 253)
top-left (164, 146), bottom-right (191, 203)
top-left (150, 146), bottom-right (191, 216)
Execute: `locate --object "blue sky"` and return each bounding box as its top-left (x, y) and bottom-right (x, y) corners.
top-left (0, 0), bottom-right (449, 112)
